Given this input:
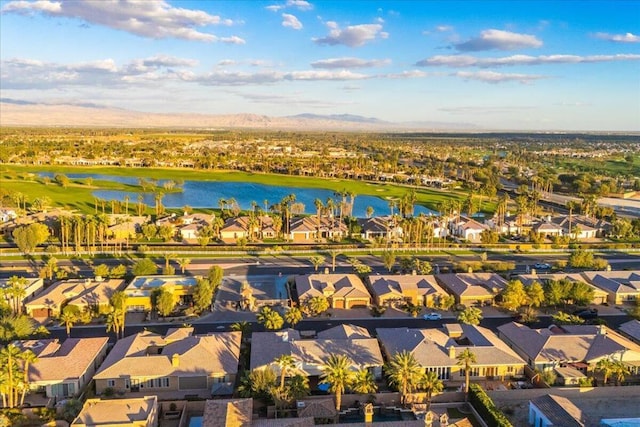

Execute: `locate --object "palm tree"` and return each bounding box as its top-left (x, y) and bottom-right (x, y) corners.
top-left (566, 200), bottom-right (578, 236)
top-left (0, 344), bottom-right (22, 408)
top-left (327, 250), bottom-right (342, 272)
top-left (257, 307), bottom-right (284, 330)
top-left (456, 348), bottom-right (477, 398)
top-left (273, 354), bottom-right (297, 389)
top-left (309, 255), bottom-right (325, 272)
top-left (59, 308), bottom-right (77, 337)
top-left (320, 354), bottom-right (353, 411)
top-left (19, 349), bottom-right (37, 406)
top-left (457, 307), bottom-right (483, 325)
top-left (284, 307), bottom-right (303, 327)
top-left (7, 276), bottom-right (27, 314)
top-left (177, 258), bottom-right (191, 274)
top-left (419, 371), bottom-right (443, 411)
top-left (351, 368), bottom-right (377, 394)
top-left (613, 360), bottom-right (630, 385)
top-left (596, 357), bottom-right (615, 386)
top-left (386, 350), bottom-right (422, 406)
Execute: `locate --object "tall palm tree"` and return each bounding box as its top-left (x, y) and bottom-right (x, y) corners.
top-left (386, 350), bottom-right (422, 406)
top-left (613, 360), bottom-right (630, 385)
top-left (273, 354), bottom-right (297, 389)
top-left (351, 368), bottom-right (377, 394)
top-left (456, 348), bottom-right (477, 398)
top-left (419, 371), bottom-right (444, 411)
top-left (0, 344), bottom-right (22, 408)
top-left (7, 276), bottom-right (27, 315)
top-left (19, 349), bottom-right (37, 406)
top-left (59, 308), bottom-right (77, 338)
top-left (320, 354), bottom-right (353, 411)
top-left (566, 200), bottom-right (578, 236)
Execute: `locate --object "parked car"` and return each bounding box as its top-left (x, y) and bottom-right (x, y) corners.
top-left (573, 308), bottom-right (598, 319)
top-left (423, 312), bottom-right (442, 321)
top-left (534, 262), bottom-right (551, 270)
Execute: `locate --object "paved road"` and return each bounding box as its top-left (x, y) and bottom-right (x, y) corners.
top-left (52, 313), bottom-right (633, 343)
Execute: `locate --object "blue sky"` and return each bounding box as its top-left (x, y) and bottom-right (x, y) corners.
top-left (1, 0), bottom-right (639, 131)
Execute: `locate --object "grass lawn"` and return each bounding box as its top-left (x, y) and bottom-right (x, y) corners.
top-left (1, 164), bottom-right (471, 214)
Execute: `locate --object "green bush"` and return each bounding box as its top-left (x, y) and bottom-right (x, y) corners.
top-left (469, 383), bottom-right (513, 427)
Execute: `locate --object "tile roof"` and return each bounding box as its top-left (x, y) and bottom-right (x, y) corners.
top-left (316, 324), bottom-right (371, 340)
top-left (530, 394), bottom-right (585, 427)
top-left (295, 274), bottom-right (371, 303)
top-left (619, 320), bottom-right (640, 343)
top-left (72, 396), bottom-right (157, 426)
top-left (202, 398), bottom-right (252, 427)
top-left (435, 273), bottom-right (506, 298)
top-left (250, 326), bottom-right (383, 374)
top-left (26, 278), bottom-right (125, 312)
top-left (376, 325), bottom-right (525, 368)
top-left (368, 274), bottom-right (449, 301)
top-left (497, 322), bottom-right (640, 365)
top-left (94, 329), bottom-right (240, 380)
top-left (16, 337), bottom-right (108, 382)
top-left (581, 270), bottom-right (640, 295)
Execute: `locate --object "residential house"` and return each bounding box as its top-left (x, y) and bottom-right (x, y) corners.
top-left (528, 394), bottom-right (585, 427)
top-left (435, 273), bottom-right (507, 306)
top-left (450, 216), bottom-right (490, 243)
top-left (24, 277), bottom-right (126, 317)
top-left (581, 270), bottom-right (640, 305)
top-left (106, 215), bottom-right (149, 240)
top-left (518, 273), bottom-right (608, 305)
top-left (532, 219), bottom-right (565, 239)
top-left (367, 274), bottom-right (449, 307)
top-left (497, 322), bottom-right (640, 376)
top-left (289, 216), bottom-right (348, 243)
top-left (201, 398), bottom-right (253, 427)
top-left (124, 275), bottom-right (198, 312)
top-left (16, 337), bottom-right (108, 399)
top-left (358, 216), bottom-right (403, 242)
top-left (543, 215), bottom-right (611, 240)
top-left (71, 396), bottom-right (158, 427)
top-left (0, 208), bottom-right (17, 223)
top-left (618, 320), bottom-right (640, 345)
top-left (177, 213), bottom-right (214, 240)
top-left (0, 277), bottom-right (44, 307)
top-left (250, 325), bottom-right (384, 383)
top-left (93, 328), bottom-right (241, 397)
top-left (220, 216), bottom-right (251, 243)
top-left (295, 274), bottom-right (371, 309)
top-left (376, 324), bottom-right (525, 381)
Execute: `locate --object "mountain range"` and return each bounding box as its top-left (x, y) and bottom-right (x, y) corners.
top-left (0, 98), bottom-right (477, 131)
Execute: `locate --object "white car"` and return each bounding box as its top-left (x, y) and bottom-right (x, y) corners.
top-left (534, 262), bottom-right (551, 270)
top-left (423, 312), bottom-right (442, 321)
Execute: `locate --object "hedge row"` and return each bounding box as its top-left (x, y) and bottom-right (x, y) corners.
top-left (469, 383), bottom-right (513, 427)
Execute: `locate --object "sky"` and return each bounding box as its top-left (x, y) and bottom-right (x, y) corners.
top-left (1, 0), bottom-right (639, 131)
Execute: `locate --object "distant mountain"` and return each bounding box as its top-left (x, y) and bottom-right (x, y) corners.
top-left (289, 113), bottom-right (388, 124)
top-left (0, 99), bottom-right (478, 131)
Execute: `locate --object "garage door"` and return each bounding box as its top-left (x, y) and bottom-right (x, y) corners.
top-left (179, 376), bottom-right (207, 390)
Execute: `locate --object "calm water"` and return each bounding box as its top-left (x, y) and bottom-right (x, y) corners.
top-left (39, 172), bottom-right (436, 217)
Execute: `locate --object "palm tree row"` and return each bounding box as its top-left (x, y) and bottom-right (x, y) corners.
top-left (0, 344), bottom-right (38, 408)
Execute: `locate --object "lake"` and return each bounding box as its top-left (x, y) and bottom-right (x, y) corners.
top-left (39, 172), bottom-right (437, 217)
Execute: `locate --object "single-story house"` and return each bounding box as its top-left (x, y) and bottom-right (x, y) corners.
top-left (435, 273), bottom-right (507, 306)
top-left (124, 275), bottom-right (198, 312)
top-left (17, 337), bottom-right (109, 399)
top-left (581, 270), bottom-right (640, 305)
top-left (93, 328), bottom-right (241, 397)
top-left (71, 396), bottom-right (158, 427)
top-left (377, 324), bottom-right (525, 382)
top-left (367, 274), bottom-right (449, 307)
top-left (295, 274), bottom-right (371, 309)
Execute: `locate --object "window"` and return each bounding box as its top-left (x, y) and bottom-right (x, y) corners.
top-left (107, 380), bottom-right (115, 388)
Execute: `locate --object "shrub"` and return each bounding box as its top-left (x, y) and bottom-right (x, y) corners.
top-left (469, 383), bottom-right (513, 427)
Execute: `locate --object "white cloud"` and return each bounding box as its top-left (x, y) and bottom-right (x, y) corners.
top-left (220, 36), bottom-right (246, 45)
top-left (435, 25), bottom-right (453, 32)
top-left (1, 0), bottom-right (61, 13)
top-left (416, 53), bottom-right (640, 67)
top-left (594, 32), bottom-right (640, 43)
top-left (266, 0), bottom-right (312, 12)
top-left (285, 70), bottom-right (370, 80)
top-left (382, 70), bottom-right (429, 79)
top-left (311, 57), bottom-right (390, 69)
top-left (313, 22), bottom-right (387, 47)
top-left (1, 0), bottom-right (242, 42)
top-left (454, 29), bottom-right (542, 51)
top-left (217, 59), bottom-right (237, 67)
top-left (454, 71), bottom-right (545, 84)
top-left (282, 13), bottom-right (302, 30)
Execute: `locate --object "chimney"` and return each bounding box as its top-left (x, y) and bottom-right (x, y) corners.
top-left (448, 345), bottom-right (456, 359)
top-left (598, 325), bottom-right (607, 336)
top-left (171, 353), bottom-right (179, 367)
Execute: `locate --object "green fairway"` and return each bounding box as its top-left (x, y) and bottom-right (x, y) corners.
top-left (1, 164), bottom-right (469, 214)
